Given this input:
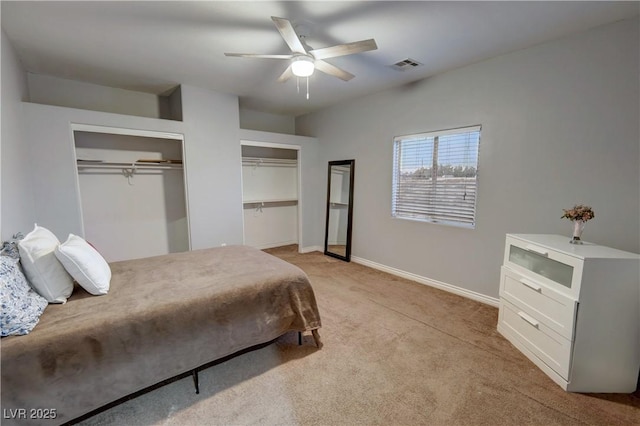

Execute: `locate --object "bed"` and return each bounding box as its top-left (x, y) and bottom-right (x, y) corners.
top-left (1, 245), bottom-right (322, 425)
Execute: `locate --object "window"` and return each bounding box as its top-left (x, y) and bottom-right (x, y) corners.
top-left (392, 125), bottom-right (481, 228)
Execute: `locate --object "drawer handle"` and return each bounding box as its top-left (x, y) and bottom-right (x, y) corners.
top-left (525, 245), bottom-right (548, 257)
top-left (517, 311), bottom-right (540, 328)
top-left (519, 278), bottom-right (542, 292)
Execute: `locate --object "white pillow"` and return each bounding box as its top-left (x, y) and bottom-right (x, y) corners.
top-left (18, 224), bottom-right (74, 303)
top-left (55, 234), bottom-right (111, 295)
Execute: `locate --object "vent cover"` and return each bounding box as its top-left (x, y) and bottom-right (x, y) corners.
top-left (390, 58), bottom-right (423, 71)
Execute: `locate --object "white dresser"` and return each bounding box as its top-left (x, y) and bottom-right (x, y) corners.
top-left (497, 234), bottom-right (640, 392)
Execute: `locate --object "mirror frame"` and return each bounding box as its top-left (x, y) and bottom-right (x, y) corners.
top-left (324, 159), bottom-right (355, 262)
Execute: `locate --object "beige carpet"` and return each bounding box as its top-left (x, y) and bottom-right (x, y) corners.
top-left (77, 245), bottom-right (640, 425)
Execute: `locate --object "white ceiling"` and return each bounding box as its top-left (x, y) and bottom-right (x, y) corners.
top-left (2, 1), bottom-right (638, 116)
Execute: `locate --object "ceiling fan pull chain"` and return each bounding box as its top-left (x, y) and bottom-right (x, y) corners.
top-left (306, 76), bottom-right (310, 100)
top-left (296, 77), bottom-right (300, 94)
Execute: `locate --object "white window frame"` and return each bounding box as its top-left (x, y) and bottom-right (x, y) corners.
top-left (392, 125), bottom-right (481, 229)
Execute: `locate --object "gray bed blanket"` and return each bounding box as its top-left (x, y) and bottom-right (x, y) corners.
top-left (1, 245), bottom-right (321, 425)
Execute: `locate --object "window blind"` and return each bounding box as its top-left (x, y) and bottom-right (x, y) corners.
top-left (392, 125), bottom-right (481, 228)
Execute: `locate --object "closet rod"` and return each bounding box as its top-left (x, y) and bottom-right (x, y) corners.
top-left (77, 161), bottom-right (183, 171)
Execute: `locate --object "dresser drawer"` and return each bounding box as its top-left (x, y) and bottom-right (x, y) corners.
top-left (500, 267), bottom-right (577, 340)
top-left (504, 235), bottom-right (583, 297)
top-left (499, 299), bottom-right (572, 380)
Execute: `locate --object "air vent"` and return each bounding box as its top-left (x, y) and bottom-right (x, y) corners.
top-left (390, 58), bottom-right (423, 71)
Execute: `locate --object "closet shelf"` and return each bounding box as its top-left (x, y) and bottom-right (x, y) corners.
top-left (243, 198), bottom-right (298, 204)
top-left (242, 157), bottom-right (297, 167)
top-left (77, 159), bottom-right (183, 170)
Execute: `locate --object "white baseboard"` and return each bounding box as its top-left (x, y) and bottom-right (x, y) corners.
top-left (351, 255), bottom-right (499, 307)
top-left (300, 245), bottom-right (323, 254)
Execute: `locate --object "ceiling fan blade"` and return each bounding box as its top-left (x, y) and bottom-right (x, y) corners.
top-left (224, 53), bottom-right (294, 59)
top-left (277, 65), bottom-right (294, 83)
top-left (309, 39), bottom-right (378, 60)
top-left (314, 60), bottom-right (355, 81)
top-left (271, 16), bottom-right (307, 54)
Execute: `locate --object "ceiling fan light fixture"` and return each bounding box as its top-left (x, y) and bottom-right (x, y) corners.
top-left (291, 56), bottom-right (314, 77)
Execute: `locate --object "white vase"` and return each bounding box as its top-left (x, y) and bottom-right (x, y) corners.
top-left (570, 220), bottom-right (586, 244)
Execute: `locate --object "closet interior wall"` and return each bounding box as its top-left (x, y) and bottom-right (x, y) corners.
top-left (74, 130), bottom-right (189, 262)
top-left (241, 145), bottom-right (299, 249)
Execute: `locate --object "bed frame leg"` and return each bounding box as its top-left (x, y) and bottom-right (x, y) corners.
top-left (298, 330), bottom-right (322, 348)
top-left (192, 369), bottom-right (200, 394)
top-left (312, 329), bottom-right (323, 349)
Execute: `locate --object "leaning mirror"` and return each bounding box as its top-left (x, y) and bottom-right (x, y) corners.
top-left (324, 160), bottom-right (355, 262)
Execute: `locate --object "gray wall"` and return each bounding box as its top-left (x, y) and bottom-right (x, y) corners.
top-left (19, 84), bottom-right (243, 250)
top-left (22, 104), bottom-right (183, 240)
top-left (181, 85), bottom-right (243, 248)
top-left (3, 60), bottom-right (321, 256)
top-left (297, 18), bottom-right (640, 299)
top-left (1, 29), bottom-right (35, 240)
top-left (239, 109), bottom-right (296, 135)
top-left (27, 73), bottom-right (167, 119)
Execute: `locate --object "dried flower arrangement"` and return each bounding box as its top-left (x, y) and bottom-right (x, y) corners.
top-left (561, 204), bottom-right (595, 222)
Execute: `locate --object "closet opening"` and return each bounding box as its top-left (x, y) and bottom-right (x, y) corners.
top-left (241, 141), bottom-right (301, 250)
top-left (71, 124), bottom-right (190, 262)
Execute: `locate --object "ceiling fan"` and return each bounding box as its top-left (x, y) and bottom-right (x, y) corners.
top-left (224, 16), bottom-right (377, 87)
